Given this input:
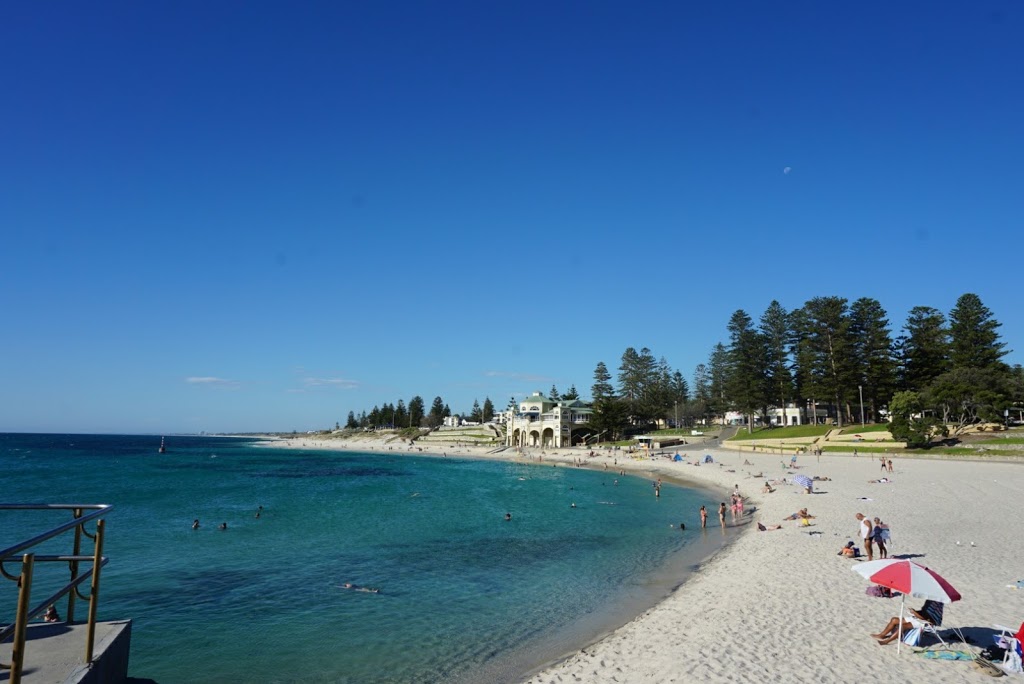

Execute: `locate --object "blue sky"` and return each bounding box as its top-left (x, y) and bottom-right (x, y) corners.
top-left (2, 2), bottom-right (1022, 434)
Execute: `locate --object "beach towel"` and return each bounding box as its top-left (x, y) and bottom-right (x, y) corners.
top-left (921, 650), bottom-right (972, 660)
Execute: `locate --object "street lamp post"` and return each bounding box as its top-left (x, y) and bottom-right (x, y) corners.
top-left (859, 385), bottom-right (865, 426)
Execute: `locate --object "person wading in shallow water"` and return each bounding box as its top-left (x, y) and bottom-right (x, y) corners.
top-left (700, 505), bottom-right (708, 528)
top-left (718, 502), bottom-right (727, 527)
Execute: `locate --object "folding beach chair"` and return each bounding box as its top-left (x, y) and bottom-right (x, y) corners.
top-left (902, 601), bottom-right (950, 649)
top-left (993, 623), bottom-right (1023, 674)
top-left (902, 623), bottom-right (951, 650)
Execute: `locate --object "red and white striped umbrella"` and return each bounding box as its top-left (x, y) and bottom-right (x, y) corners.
top-left (852, 559), bottom-right (962, 603)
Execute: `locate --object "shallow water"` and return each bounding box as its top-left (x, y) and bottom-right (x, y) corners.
top-left (0, 434), bottom-right (728, 683)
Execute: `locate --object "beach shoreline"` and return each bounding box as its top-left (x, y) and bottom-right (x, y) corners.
top-left (263, 434), bottom-right (1024, 682)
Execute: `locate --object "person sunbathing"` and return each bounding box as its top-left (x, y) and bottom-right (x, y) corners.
top-left (762, 482), bottom-right (775, 493)
top-left (872, 601), bottom-right (944, 645)
top-left (783, 508), bottom-right (813, 521)
top-left (757, 522), bottom-right (782, 531)
top-left (868, 477), bottom-right (891, 484)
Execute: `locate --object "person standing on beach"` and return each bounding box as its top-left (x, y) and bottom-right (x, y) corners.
top-left (887, 459), bottom-right (893, 473)
top-left (873, 517), bottom-right (890, 558)
top-left (700, 505), bottom-right (708, 528)
top-left (856, 513), bottom-right (874, 561)
top-left (718, 502), bottom-right (727, 527)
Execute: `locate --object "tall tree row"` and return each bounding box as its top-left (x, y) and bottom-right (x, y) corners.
top-left (701, 292), bottom-right (1010, 434)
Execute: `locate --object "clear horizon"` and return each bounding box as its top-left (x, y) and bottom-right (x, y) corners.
top-left (2, 2), bottom-right (1022, 433)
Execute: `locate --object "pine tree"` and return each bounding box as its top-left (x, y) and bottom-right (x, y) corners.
top-left (482, 397), bottom-right (495, 422)
top-left (590, 361), bottom-right (623, 440)
top-left (591, 362), bottom-right (614, 401)
top-left (549, 385), bottom-right (560, 401)
top-left (797, 297), bottom-right (856, 426)
top-left (760, 300), bottom-right (794, 425)
top-left (949, 293), bottom-right (1008, 371)
top-left (562, 385), bottom-right (579, 400)
top-left (849, 297), bottom-right (896, 422)
top-left (899, 306), bottom-right (949, 391)
top-left (470, 399), bottom-right (482, 422)
top-left (428, 396), bottom-right (445, 427)
top-left (725, 309), bottom-right (767, 432)
top-left (408, 396), bottom-right (425, 427)
top-left (707, 344), bottom-right (729, 422)
top-left (346, 411), bottom-right (358, 429)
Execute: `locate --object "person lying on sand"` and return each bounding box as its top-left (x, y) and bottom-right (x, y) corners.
top-left (813, 476), bottom-right (831, 481)
top-left (757, 523), bottom-right (782, 531)
top-left (762, 482), bottom-right (775, 493)
top-left (868, 477), bottom-right (892, 484)
top-left (783, 508), bottom-right (814, 521)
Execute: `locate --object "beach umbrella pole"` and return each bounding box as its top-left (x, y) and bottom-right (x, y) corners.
top-left (897, 597), bottom-right (904, 654)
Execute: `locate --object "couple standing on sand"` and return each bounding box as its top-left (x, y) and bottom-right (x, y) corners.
top-left (855, 513), bottom-right (890, 560)
top-left (699, 504), bottom-right (728, 528)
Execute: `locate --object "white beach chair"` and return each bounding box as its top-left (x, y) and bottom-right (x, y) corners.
top-left (994, 624), bottom-right (1023, 674)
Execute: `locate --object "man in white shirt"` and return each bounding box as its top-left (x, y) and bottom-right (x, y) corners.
top-left (856, 513), bottom-right (874, 561)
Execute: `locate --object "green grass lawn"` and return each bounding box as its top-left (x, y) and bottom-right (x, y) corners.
top-left (821, 445), bottom-right (899, 454)
top-left (728, 424), bottom-right (831, 441)
top-left (838, 424), bottom-right (890, 435)
top-left (972, 437), bottom-right (1024, 445)
top-left (821, 445), bottom-right (1024, 456)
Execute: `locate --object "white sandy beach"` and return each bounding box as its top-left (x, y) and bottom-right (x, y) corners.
top-left (270, 435), bottom-right (1024, 682)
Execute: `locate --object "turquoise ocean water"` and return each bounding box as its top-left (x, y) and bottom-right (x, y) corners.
top-left (1, 434), bottom-right (728, 683)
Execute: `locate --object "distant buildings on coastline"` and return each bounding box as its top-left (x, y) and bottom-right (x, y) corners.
top-left (505, 391), bottom-right (593, 448)
top-left (723, 403), bottom-right (829, 427)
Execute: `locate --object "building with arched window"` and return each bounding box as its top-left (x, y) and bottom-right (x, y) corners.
top-left (505, 391), bottom-right (593, 448)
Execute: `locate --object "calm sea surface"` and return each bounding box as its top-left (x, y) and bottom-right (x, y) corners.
top-left (1, 434), bottom-right (729, 683)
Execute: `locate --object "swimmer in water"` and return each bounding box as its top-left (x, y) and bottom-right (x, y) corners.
top-left (342, 582), bottom-right (380, 594)
top-left (505, 512), bottom-right (512, 521)
top-left (219, 522), bottom-right (228, 531)
top-left (192, 519), bottom-right (200, 530)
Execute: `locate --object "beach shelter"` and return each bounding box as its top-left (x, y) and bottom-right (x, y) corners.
top-left (702, 454), bottom-right (714, 463)
top-left (852, 559), bottom-right (962, 653)
top-left (792, 474), bottom-right (813, 493)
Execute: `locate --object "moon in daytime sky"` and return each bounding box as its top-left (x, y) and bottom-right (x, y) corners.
top-left (783, 166), bottom-right (792, 174)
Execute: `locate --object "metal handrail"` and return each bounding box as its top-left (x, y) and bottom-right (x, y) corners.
top-left (0, 503), bottom-right (113, 684)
